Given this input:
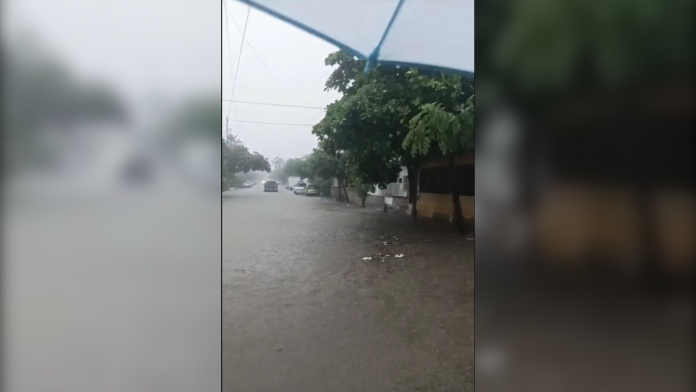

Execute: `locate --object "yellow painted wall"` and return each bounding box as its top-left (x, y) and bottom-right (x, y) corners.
top-left (417, 194), bottom-right (475, 221)
top-left (416, 153), bottom-right (475, 221)
top-left (534, 184), bottom-right (695, 271)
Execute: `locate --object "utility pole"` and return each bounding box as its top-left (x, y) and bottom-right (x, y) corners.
top-left (225, 116), bottom-right (230, 144)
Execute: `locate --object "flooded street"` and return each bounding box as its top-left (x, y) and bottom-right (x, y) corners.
top-left (223, 186), bottom-right (474, 391)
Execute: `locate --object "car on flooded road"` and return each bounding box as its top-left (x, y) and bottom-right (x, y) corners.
top-left (264, 180), bottom-right (278, 192)
top-left (305, 184), bottom-right (319, 197)
top-left (293, 182), bottom-right (306, 195)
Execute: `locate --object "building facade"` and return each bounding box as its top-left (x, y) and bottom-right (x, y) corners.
top-left (413, 154), bottom-right (475, 222)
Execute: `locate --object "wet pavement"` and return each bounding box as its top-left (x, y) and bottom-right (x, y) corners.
top-left (223, 186), bottom-right (474, 392)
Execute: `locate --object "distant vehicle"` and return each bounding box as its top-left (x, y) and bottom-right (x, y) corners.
top-left (264, 180), bottom-right (278, 192)
top-left (293, 182), bottom-right (307, 195)
top-left (239, 181), bottom-right (252, 188)
top-left (305, 184), bottom-right (319, 197)
top-left (287, 177), bottom-right (300, 190)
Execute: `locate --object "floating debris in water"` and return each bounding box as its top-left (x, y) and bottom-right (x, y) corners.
top-left (395, 254), bottom-right (404, 258)
top-left (361, 257), bottom-right (372, 260)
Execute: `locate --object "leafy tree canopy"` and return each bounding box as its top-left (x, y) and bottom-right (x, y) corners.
top-left (315, 51), bottom-right (474, 182)
top-left (222, 138), bottom-right (270, 190)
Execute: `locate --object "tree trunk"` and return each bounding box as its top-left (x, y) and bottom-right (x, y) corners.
top-left (361, 193), bottom-right (366, 207)
top-left (407, 165), bottom-right (419, 227)
top-left (340, 179), bottom-right (350, 204)
top-left (637, 188), bottom-right (662, 290)
top-left (383, 196), bottom-right (388, 212)
top-left (448, 153), bottom-right (465, 232)
top-left (336, 177), bottom-right (344, 200)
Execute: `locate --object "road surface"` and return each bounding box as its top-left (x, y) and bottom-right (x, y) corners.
top-left (223, 186), bottom-right (474, 391)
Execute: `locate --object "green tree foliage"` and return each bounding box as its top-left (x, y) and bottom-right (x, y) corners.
top-left (227, 135), bottom-right (242, 144)
top-left (306, 149), bottom-right (348, 198)
top-left (222, 140), bottom-right (232, 190)
top-left (225, 144), bottom-right (270, 174)
top-left (295, 159), bottom-right (313, 181)
top-left (402, 71), bottom-right (474, 157)
top-left (271, 157), bottom-right (285, 171)
top-left (308, 150), bottom-right (340, 180)
top-left (268, 156), bottom-right (311, 187)
top-left (3, 41), bottom-right (128, 172)
top-left (404, 100), bottom-right (474, 156)
top-left (350, 177), bottom-right (373, 208)
top-left (282, 158), bottom-right (305, 178)
top-left (315, 52), bottom-right (415, 214)
top-left (480, 0), bottom-right (694, 98)
top-left (315, 50), bottom-right (474, 224)
top-left (170, 97), bottom-right (220, 141)
top-left (222, 139), bottom-right (270, 190)
top-left (404, 94), bottom-right (475, 230)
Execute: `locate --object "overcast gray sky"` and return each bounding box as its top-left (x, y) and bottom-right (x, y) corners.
top-left (5, 0), bottom-right (222, 126)
top-left (223, 1), bottom-right (342, 162)
top-left (5, 0), bottom-right (339, 161)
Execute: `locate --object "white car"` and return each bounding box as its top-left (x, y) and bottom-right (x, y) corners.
top-left (293, 183), bottom-right (306, 195)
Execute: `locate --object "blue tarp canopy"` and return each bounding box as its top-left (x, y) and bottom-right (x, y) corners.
top-left (237, 0), bottom-right (474, 75)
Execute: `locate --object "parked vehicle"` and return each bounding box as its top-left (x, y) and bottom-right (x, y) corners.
top-left (293, 182), bottom-right (307, 195)
top-left (305, 184), bottom-right (319, 197)
top-left (287, 177), bottom-right (300, 190)
top-left (264, 180), bottom-right (278, 192)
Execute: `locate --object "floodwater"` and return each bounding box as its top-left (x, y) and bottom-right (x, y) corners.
top-left (223, 186), bottom-right (474, 391)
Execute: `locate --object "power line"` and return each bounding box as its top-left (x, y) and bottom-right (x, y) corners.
top-left (222, 0), bottom-right (235, 140)
top-left (229, 5), bottom-right (250, 118)
top-left (221, 99), bottom-right (325, 110)
top-left (226, 119), bottom-right (316, 127)
top-left (224, 3), bottom-right (292, 103)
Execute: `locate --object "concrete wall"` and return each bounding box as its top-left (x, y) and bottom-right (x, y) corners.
top-left (328, 151), bottom-right (476, 221)
top-left (331, 186), bottom-right (385, 207)
top-left (348, 188), bottom-right (384, 207)
top-left (535, 184), bottom-right (695, 270)
top-left (415, 153), bottom-right (475, 222)
top-left (388, 196), bottom-right (410, 210)
top-left (416, 194), bottom-right (475, 221)
top-left (369, 166), bottom-right (409, 197)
